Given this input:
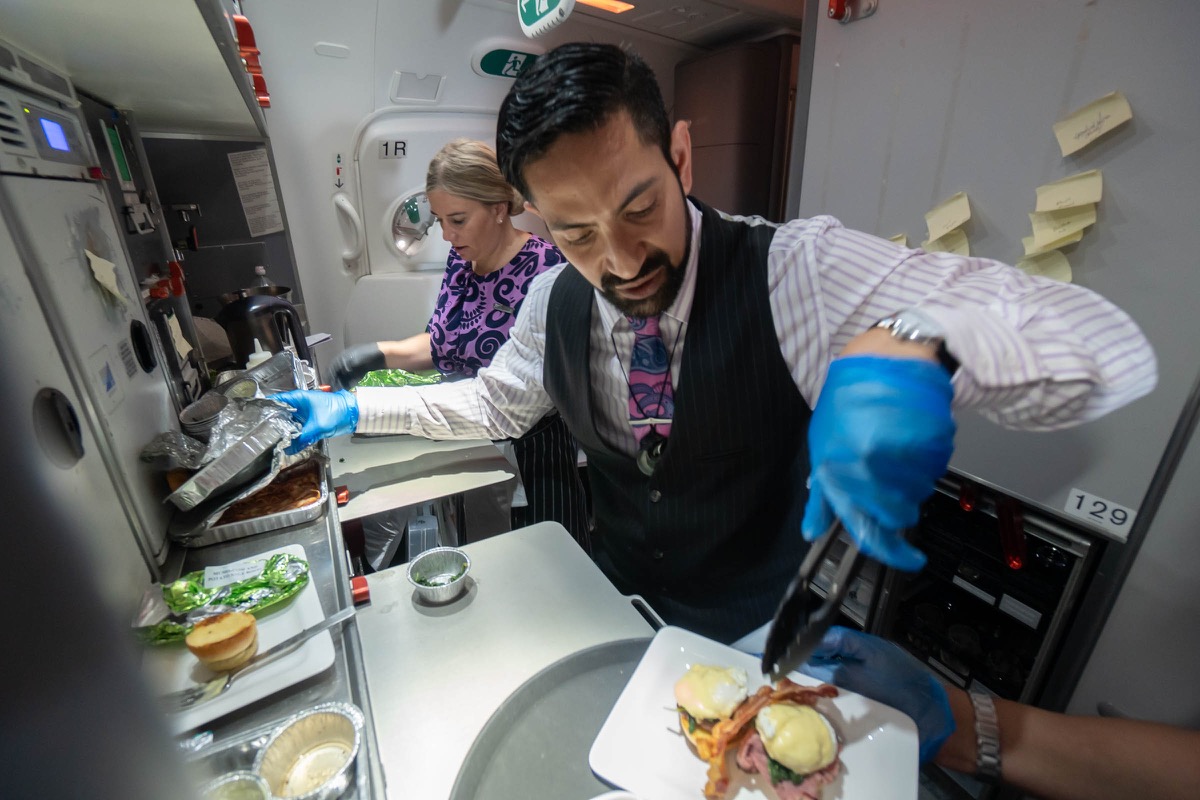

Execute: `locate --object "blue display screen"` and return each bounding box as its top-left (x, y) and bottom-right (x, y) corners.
top-left (39, 118), bottom-right (70, 152)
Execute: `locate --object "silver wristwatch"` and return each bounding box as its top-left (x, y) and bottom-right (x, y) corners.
top-left (876, 308), bottom-right (959, 374)
top-left (969, 689), bottom-right (1003, 783)
top-left (875, 308), bottom-right (946, 347)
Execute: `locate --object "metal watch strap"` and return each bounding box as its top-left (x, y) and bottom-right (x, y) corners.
top-left (874, 313), bottom-right (960, 375)
top-left (969, 689), bottom-right (1003, 783)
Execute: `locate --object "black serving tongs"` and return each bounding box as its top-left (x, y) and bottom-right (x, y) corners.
top-left (761, 519), bottom-right (865, 680)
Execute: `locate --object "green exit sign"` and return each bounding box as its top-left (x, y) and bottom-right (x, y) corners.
top-left (479, 49), bottom-right (539, 79)
top-left (518, 0), bottom-right (575, 38)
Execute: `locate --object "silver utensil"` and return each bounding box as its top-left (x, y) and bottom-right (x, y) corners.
top-left (761, 519), bottom-right (864, 679)
top-left (160, 605), bottom-right (356, 713)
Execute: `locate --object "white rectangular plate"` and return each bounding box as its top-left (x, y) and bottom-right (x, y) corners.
top-left (590, 626), bottom-right (918, 800)
top-left (142, 544), bottom-right (335, 734)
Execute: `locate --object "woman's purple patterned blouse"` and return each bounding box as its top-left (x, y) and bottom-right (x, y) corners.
top-left (426, 235), bottom-right (566, 377)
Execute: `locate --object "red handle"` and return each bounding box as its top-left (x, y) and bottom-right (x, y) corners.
top-left (828, 0), bottom-right (849, 21)
top-left (997, 498), bottom-right (1027, 570)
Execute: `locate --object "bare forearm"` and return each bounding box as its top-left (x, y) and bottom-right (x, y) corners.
top-left (379, 333), bottom-right (434, 372)
top-left (935, 686), bottom-right (1200, 800)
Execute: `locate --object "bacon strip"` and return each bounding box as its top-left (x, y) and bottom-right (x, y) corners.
top-left (701, 679), bottom-right (838, 799)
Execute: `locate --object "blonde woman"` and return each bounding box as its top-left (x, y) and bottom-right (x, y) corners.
top-left (328, 139), bottom-right (590, 551)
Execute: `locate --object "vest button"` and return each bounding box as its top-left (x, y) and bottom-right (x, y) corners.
top-left (653, 549), bottom-right (664, 560)
top-left (649, 489), bottom-right (662, 503)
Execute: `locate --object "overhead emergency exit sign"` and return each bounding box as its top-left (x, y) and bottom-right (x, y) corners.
top-left (519, 0), bottom-right (575, 38)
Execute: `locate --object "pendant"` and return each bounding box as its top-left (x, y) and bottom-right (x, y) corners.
top-left (637, 432), bottom-right (667, 477)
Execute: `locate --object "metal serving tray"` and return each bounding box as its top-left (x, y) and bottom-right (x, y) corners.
top-left (166, 417), bottom-right (286, 511)
top-left (174, 463), bottom-right (328, 549)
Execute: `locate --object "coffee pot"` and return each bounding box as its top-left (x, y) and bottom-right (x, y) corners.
top-left (215, 294), bottom-right (311, 367)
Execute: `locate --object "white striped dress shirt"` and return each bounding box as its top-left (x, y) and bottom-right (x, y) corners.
top-left (356, 201), bottom-right (1156, 450)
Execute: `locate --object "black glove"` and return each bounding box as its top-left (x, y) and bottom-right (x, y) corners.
top-left (328, 343), bottom-right (386, 390)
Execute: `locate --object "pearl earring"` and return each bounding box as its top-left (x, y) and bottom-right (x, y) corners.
top-left (497, 217), bottom-right (503, 224)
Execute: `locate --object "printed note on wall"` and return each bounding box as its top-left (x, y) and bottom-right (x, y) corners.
top-left (1053, 92), bottom-right (1132, 157)
top-left (924, 192), bottom-right (971, 241)
top-left (1017, 251), bottom-right (1072, 283)
top-left (922, 228), bottom-right (970, 257)
top-left (1035, 170), bottom-right (1104, 212)
top-left (228, 149), bottom-right (285, 237)
top-left (1029, 204), bottom-right (1096, 248)
top-left (1022, 230), bottom-right (1084, 257)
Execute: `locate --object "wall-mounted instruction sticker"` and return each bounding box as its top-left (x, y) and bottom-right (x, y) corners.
top-left (1035, 170), bottom-right (1103, 212)
top-left (888, 233), bottom-right (908, 246)
top-left (228, 149), bottom-right (284, 237)
top-left (1029, 204), bottom-right (1096, 248)
top-left (1053, 92), bottom-right (1132, 157)
top-left (921, 228), bottom-right (969, 256)
top-left (85, 249), bottom-right (127, 306)
top-left (1016, 251), bottom-right (1072, 283)
top-left (1022, 230), bottom-right (1084, 257)
top-left (924, 191), bottom-right (971, 241)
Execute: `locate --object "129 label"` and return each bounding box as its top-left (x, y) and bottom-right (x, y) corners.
top-left (1063, 487), bottom-right (1136, 540)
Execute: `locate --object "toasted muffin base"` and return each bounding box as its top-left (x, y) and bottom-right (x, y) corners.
top-left (185, 611), bottom-right (258, 664)
top-left (200, 629), bottom-right (259, 672)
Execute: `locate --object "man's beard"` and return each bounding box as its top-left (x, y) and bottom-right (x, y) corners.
top-left (600, 198), bottom-right (692, 319)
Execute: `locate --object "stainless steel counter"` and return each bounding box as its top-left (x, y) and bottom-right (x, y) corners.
top-left (164, 491), bottom-right (386, 798)
top-left (357, 522), bottom-right (655, 800)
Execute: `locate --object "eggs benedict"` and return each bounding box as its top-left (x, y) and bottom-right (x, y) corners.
top-left (736, 700), bottom-right (841, 799)
top-left (674, 664), bottom-right (749, 758)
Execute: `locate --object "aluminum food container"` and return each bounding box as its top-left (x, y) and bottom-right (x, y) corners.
top-left (253, 702), bottom-right (364, 800)
top-left (200, 770), bottom-right (271, 800)
top-left (166, 416), bottom-right (286, 510)
top-left (181, 392), bottom-right (230, 441)
top-left (174, 464), bottom-right (328, 548)
top-left (407, 547), bottom-right (471, 604)
top-left (246, 350), bottom-right (306, 396)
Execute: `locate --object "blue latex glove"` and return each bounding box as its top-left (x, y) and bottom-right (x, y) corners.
top-left (273, 389), bottom-right (359, 454)
top-left (800, 626), bottom-right (954, 764)
top-left (803, 356), bottom-right (955, 571)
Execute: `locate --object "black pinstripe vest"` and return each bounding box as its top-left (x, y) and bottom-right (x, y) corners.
top-left (545, 199), bottom-right (812, 642)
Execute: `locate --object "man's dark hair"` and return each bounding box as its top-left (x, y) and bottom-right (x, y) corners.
top-left (496, 43), bottom-right (672, 200)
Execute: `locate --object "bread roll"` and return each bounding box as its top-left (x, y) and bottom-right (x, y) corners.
top-left (185, 611), bottom-right (258, 672)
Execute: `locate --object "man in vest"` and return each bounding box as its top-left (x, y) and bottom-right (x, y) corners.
top-left (278, 43), bottom-right (1154, 643)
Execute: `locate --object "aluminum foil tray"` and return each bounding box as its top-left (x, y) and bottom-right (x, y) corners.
top-left (166, 417), bottom-right (286, 511)
top-left (171, 461), bottom-right (327, 548)
top-left (214, 351), bottom-right (305, 398)
top-left (248, 351), bottom-right (306, 395)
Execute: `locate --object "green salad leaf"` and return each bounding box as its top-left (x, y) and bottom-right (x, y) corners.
top-left (357, 368), bottom-right (443, 388)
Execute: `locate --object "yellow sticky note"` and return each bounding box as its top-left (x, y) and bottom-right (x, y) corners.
top-left (1053, 92), bottom-right (1133, 157)
top-left (924, 192), bottom-right (971, 241)
top-left (1017, 251), bottom-right (1072, 283)
top-left (166, 313), bottom-right (192, 361)
top-left (85, 249), bottom-right (127, 305)
top-left (1029, 204), bottom-right (1096, 248)
top-left (922, 228), bottom-right (970, 256)
top-left (888, 233), bottom-right (908, 246)
top-left (1035, 170), bottom-right (1103, 212)
top-left (1022, 230), bottom-right (1084, 256)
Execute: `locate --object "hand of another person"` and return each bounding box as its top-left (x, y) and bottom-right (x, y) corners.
top-left (802, 355), bottom-right (955, 571)
top-left (273, 390), bottom-right (359, 454)
top-left (328, 343), bottom-right (387, 391)
top-left (801, 626), bottom-right (954, 763)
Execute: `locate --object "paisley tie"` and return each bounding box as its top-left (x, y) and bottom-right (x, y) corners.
top-left (627, 315), bottom-right (674, 443)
